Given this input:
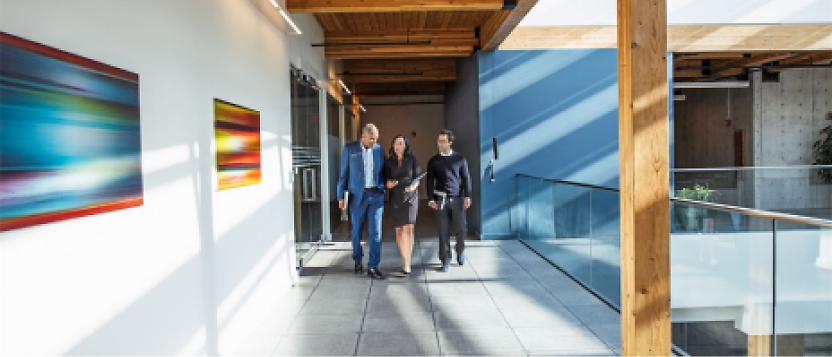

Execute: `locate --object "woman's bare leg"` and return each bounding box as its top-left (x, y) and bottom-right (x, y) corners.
top-left (395, 226), bottom-right (408, 272)
top-left (402, 224), bottom-right (415, 272)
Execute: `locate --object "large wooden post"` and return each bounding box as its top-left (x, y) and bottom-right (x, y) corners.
top-left (618, 0), bottom-right (671, 355)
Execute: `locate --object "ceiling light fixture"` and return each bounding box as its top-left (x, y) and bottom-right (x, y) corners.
top-left (339, 80), bottom-right (351, 95)
top-left (269, 0), bottom-right (302, 35)
top-left (359, 104), bottom-right (366, 112)
top-left (673, 81), bottom-right (750, 89)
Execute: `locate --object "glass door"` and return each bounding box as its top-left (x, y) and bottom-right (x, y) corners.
top-left (326, 95), bottom-right (347, 242)
top-left (291, 67), bottom-right (323, 268)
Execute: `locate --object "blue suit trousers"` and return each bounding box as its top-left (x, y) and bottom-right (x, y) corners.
top-left (350, 190), bottom-right (384, 268)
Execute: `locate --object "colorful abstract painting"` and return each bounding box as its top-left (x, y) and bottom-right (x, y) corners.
top-left (0, 32), bottom-right (143, 232)
top-left (214, 99), bottom-right (261, 190)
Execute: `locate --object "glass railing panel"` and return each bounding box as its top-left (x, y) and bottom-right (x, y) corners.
top-left (590, 188), bottom-right (621, 306)
top-left (551, 183), bottom-right (593, 284)
top-left (518, 176), bottom-right (551, 255)
top-left (673, 166), bottom-right (832, 220)
top-left (774, 223), bottom-right (832, 356)
top-left (670, 201), bottom-right (775, 356)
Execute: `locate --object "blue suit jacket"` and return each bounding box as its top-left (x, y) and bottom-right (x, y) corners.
top-left (337, 141), bottom-right (385, 204)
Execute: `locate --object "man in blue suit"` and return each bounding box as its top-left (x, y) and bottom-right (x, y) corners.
top-left (337, 123), bottom-right (386, 279)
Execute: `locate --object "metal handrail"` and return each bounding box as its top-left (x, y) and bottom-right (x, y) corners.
top-left (517, 174), bottom-right (832, 229)
top-left (517, 174), bottom-right (619, 193)
top-left (672, 165), bottom-right (832, 172)
top-left (671, 198), bottom-right (832, 228)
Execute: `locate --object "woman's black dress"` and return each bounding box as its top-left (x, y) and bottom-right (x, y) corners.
top-left (384, 155), bottom-right (420, 227)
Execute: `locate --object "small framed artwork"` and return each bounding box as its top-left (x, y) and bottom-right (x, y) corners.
top-left (214, 99), bottom-right (261, 190)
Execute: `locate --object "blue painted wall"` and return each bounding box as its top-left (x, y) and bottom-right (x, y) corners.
top-left (478, 49), bottom-right (620, 239)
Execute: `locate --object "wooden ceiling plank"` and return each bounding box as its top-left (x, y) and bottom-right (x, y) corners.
top-left (286, 0), bottom-right (506, 13)
top-left (418, 11), bottom-right (429, 29)
top-left (481, 0), bottom-right (538, 50)
top-left (326, 51), bottom-right (472, 60)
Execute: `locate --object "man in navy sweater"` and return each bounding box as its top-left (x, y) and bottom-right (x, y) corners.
top-left (426, 129), bottom-right (472, 272)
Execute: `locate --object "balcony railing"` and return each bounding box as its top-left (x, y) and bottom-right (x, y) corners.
top-left (516, 174), bottom-right (832, 356)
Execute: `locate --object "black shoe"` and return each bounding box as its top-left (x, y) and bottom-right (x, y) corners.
top-left (355, 262), bottom-right (364, 274)
top-left (368, 267), bottom-right (385, 279)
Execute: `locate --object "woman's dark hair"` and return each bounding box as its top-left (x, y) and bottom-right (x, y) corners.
top-left (439, 129), bottom-right (454, 143)
top-left (388, 134), bottom-right (413, 159)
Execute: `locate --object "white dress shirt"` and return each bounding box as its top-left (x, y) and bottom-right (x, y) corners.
top-left (363, 146), bottom-right (374, 188)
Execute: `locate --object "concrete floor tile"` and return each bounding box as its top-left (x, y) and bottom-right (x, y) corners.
top-left (430, 295), bottom-right (500, 312)
top-left (300, 297), bottom-right (367, 315)
top-left (489, 292), bottom-right (565, 311)
top-left (356, 331), bottom-right (441, 356)
top-left (427, 282), bottom-right (489, 296)
top-left (513, 328), bottom-right (614, 355)
top-left (362, 311), bottom-right (436, 332)
top-left (433, 308), bottom-right (509, 330)
top-left (500, 306), bottom-right (584, 329)
top-left (271, 333), bottom-right (359, 356)
top-left (366, 295), bottom-right (432, 315)
top-left (287, 314), bottom-right (364, 334)
top-left (437, 328), bottom-right (526, 355)
top-left (587, 324), bottom-right (622, 350)
top-left (567, 305), bottom-right (621, 326)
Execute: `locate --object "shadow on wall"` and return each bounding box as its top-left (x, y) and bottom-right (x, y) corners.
top-left (66, 135), bottom-right (294, 355)
top-left (477, 49), bottom-right (619, 238)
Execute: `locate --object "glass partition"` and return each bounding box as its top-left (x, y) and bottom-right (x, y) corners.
top-left (672, 166), bottom-right (832, 221)
top-left (517, 174), bottom-right (832, 356)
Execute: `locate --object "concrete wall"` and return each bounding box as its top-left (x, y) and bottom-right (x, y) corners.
top-left (478, 49), bottom-right (619, 239)
top-left (0, 0), bottom-right (325, 355)
top-left (361, 101), bottom-right (445, 200)
top-left (674, 88), bottom-right (754, 170)
top-left (753, 68), bottom-right (832, 211)
top-left (445, 55), bottom-right (482, 236)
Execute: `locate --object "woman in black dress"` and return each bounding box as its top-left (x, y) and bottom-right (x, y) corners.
top-left (384, 134), bottom-right (420, 274)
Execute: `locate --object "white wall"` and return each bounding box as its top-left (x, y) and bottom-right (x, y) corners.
top-left (520, 0), bottom-right (832, 26)
top-left (361, 102), bottom-right (446, 200)
top-left (0, 0), bottom-right (325, 355)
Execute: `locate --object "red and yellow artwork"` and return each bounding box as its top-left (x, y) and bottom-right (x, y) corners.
top-left (214, 99), bottom-right (261, 190)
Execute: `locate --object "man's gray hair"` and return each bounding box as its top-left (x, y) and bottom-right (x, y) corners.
top-left (362, 123), bottom-right (379, 134)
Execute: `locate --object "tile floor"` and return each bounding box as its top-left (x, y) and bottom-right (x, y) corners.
top-left (236, 238), bottom-right (622, 356)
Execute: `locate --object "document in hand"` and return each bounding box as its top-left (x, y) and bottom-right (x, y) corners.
top-left (341, 191), bottom-right (349, 221)
top-left (409, 172), bottom-right (428, 189)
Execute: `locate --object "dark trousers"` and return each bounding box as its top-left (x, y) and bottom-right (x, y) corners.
top-left (436, 197), bottom-right (467, 264)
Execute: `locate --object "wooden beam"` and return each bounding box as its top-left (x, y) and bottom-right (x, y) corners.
top-left (325, 46), bottom-right (473, 59)
top-left (341, 59), bottom-right (456, 83)
top-left (480, 0), bottom-right (538, 50)
top-left (286, 0), bottom-right (506, 13)
top-left (352, 82), bottom-right (445, 96)
top-left (501, 24), bottom-right (832, 52)
top-left (324, 29), bottom-right (479, 46)
top-left (768, 51), bottom-right (832, 72)
top-left (618, 0), bottom-right (671, 355)
top-left (712, 52), bottom-right (795, 76)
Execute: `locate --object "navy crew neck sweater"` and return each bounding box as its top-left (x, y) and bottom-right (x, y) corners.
top-left (426, 152), bottom-right (472, 201)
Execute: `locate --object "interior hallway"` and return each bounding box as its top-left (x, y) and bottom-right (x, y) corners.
top-left (238, 205), bottom-right (623, 355)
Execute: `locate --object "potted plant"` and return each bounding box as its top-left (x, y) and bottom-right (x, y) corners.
top-left (675, 184), bottom-right (720, 231)
top-left (812, 125), bottom-right (832, 183)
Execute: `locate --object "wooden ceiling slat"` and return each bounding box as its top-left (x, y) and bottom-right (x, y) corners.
top-left (417, 11), bottom-right (428, 29)
top-left (286, 0), bottom-right (505, 13)
top-left (353, 82), bottom-right (446, 96)
top-left (369, 13), bottom-right (379, 32)
top-left (327, 51), bottom-right (472, 60)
